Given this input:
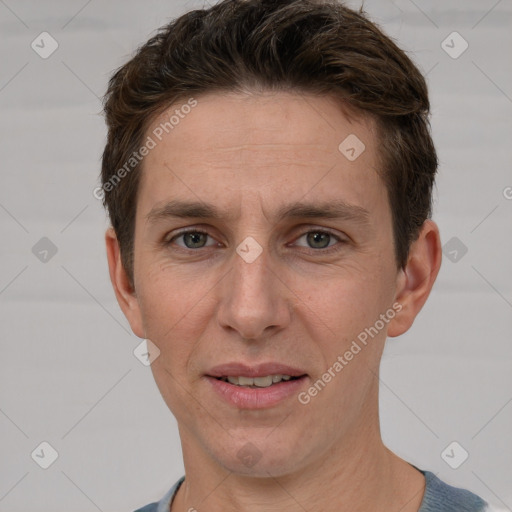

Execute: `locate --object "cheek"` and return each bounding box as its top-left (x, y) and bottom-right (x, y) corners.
top-left (135, 268), bottom-right (203, 367)
top-left (297, 269), bottom-right (384, 332)
top-left (137, 255), bottom-right (209, 327)
top-left (294, 265), bottom-right (394, 375)
top-left (141, 274), bottom-right (209, 412)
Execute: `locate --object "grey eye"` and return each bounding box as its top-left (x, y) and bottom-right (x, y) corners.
top-left (294, 231), bottom-right (339, 250)
top-left (181, 232), bottom-right (209, 248)
top-left (306, 232), bottom-right (332, 249)
top-left (170, 230), bottom-right (216, 249)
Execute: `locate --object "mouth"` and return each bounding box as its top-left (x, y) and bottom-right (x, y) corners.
top-left (214, 374), bottom-right (303, 388)
top-left (205, 362), bottom-right (308, 409)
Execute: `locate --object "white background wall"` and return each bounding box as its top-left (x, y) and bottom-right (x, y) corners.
top-left (0, 0), bottom-right (511, 510)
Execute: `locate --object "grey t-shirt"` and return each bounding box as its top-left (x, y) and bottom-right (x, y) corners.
top-left (133, 468), bottom-right (490, 512)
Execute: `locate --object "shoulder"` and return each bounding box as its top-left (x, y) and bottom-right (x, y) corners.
top-left (419, 470), bottom-right (489, 512)
top-left (135, 472), bottom-right (497, 512)
top-left (133, 504), bottom-right (158, 512)
top-left (132, 476), bottom-right (185, 512)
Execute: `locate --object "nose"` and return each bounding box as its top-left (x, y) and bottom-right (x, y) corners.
top-left (216, 240), bottom-right (292, 341)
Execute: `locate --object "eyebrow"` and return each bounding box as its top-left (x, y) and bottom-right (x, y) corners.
top-left (146, 199), bottom-right (369, 224)
top-left (145, 199), bottom-right (370, 226)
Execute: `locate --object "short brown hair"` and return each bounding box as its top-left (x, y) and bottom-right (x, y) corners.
top-left (101, 0), bottom-right (437, 286)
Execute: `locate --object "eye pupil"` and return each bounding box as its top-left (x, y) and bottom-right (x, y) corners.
top-left (184, 232), bottom-right (206, 248)
top-left (307, 232), bottom-right (330, 249)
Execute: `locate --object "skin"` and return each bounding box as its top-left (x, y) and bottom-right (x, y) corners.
top-left (106, 91), bottom-right (442, 511)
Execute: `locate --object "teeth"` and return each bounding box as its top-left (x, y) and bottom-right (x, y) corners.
top-left (238, 376), bottom-right (254, 386)
top-left (253, 376), bottom-right (273, 387)
top-left (222, 375), bottom-right (294, 387)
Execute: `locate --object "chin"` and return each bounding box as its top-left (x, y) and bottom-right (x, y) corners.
top-left (210, 435), bottom-right (307, 478)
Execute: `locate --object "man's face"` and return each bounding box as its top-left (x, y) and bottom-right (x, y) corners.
top-left (125, 91), bottom-right (404, 476)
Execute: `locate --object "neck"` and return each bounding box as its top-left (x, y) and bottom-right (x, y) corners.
top-left (172, 397), bottom-right (425, 511)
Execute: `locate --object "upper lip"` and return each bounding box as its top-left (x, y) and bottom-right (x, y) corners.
top-left (207, 362), bottom-right (307, 378)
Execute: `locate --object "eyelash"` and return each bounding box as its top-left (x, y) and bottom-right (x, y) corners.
top-left (164, 228), bottom-right (346, 255)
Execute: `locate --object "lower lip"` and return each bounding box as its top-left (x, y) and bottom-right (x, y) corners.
top-left (205, 376), bottom-right (307, 409)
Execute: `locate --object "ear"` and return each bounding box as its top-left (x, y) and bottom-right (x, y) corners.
top-left (387, 220), bottom-right (442, 338)
top-left (105, 227), bottom-right (145, 339)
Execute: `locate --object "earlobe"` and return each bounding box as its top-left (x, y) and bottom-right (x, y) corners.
top-left (105, 228), bottom-right (145, 338)
top-left (387, 220), bottom-right (442, 338)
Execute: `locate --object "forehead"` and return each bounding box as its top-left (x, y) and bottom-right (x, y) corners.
top-left (147, 91), bottom-right (375, 155)
top-left (138, 91), bottom-right (386, 221)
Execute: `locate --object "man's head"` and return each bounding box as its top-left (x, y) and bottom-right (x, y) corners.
top-left (102, 0), bottom-right (441, 478)
top-left (101, 0), bottom-right (438, 287)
